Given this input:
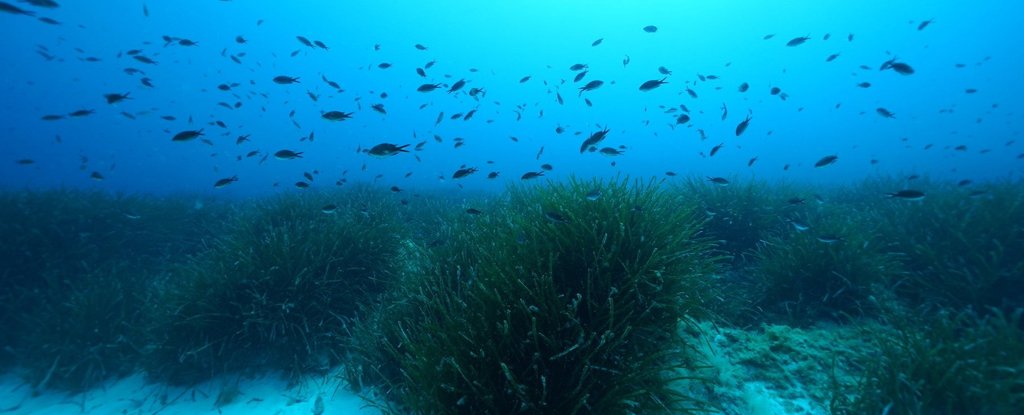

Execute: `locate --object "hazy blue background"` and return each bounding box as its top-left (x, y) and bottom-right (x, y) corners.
top-left (2, 0), bottom-right (1021, 197)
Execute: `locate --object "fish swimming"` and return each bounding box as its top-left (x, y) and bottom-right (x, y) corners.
top-left (321, 111), bottom-right (353, 121)
top-left (735, 113), bottom-right (752, 136)
top-left (814, 154), bottom-right (839, 168)
top-left (786, 36), bottom-right (810, 46)
top-left (274, 149), bottom-right (303, 160)
top-left (579, 127), bottom-right (610, 153)
top-left (886, 190), bottom-right (925, 200)
top-left (273, 75), bottom-right (300, 84)
top-left (367, 143), bottom-right (410, 157)
top-left (213, 176), bottom-right (238, 188)
top-left (707, 177), bottom-right (730, 186)
top-left (172, 129), bottom-right (203, 142)
top-left (417, 83), bottom-right (443, 92)
top-left (452, 167), bottom-right (478, 179)
top-left (578, 80), bottom-right (603, 96)
top-left (639, 78), bottom-right (668, 91)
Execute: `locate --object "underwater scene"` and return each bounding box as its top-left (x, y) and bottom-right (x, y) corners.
top-left (1, 0), bottom-right (1023, 414)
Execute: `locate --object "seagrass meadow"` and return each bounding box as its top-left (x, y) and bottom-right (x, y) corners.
top-left (3, 1), bottom-right (1024, 414)
top-left (0, 176), bottom-right (1021, 414)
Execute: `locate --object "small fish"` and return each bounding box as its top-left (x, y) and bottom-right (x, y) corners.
top-left (639, 78), bottom-right (668, 91)
top-left (816, 235), bottom-right (843, 244)
top-left (738, 82), bottom-right (749, 93)
top-left (322, 110), bottom-right (352, 121)
top-left (213, 175), bottom-right (238, 188)
top-left (917, 19), bottom-right (934, 31)
top-left (367, 143), bottom-right (409, 157)
top-left (521, 171), bottom-right (544, 180)
top-left (544, 210), bottom-right (569, 224)
top-left (642, 25), bottom-right (658, 33)
top-left (886, 190), bottom-right (925, 200)
top-left (707, 177), bottom-right (730, 186)
top-left (825, 53), bottom-right (840, 62)
top-left (814, 154), bottom-right (838, 168)
top-left (585, 189), bottom-right (601, 201)
top-left (598, 147), bottom-right (624, 156)
top-left (786, 36), bottom-right (810, 47)
top-left (15, 159), bottom-right (34, 165)
top-left (448, 79), bottom-right (466, 93)
top-left (880, 58), bottom-right (914, 75)
top-left (735, 113), bottom-right (752, 136)
top-left (452, 167), bottom-right (478, 179)
top-left (273, 75), bottom-right (300, 84)
top-left (68, 109), bottom-right (95, 117)
top-left (658, 66), bottom-right (672, 75)
top-left (104, 93), bottom-right (130, 104)
top-left (519, 75), bottom-right (531, 83)
top-left (417, 83), bottom-right (443, 92)
top-left (876, 107), bottom-right (896, 118)
top-left (789, 220), bottom-right (810, 232)
top-left (172, 129), bottom-right (203, 142)
top-left (132, 55), bottom-right (157, 65)
top-left (274, 149), bottom-right (303, 160)
top-left (579, 127), bottom-right (610, 153)
top-left (321, 204), bottom-right (338, 214)
top-left (591, 38), bottom-right (603, 47)
top-left (465, 208), bottom-right (483, 215)
top-left (856, 82), bottom-right (871, 88)
top-left (377, 62), bottom-right (392, 69)
top-left (709, 143), bottom-right (724, 157)
top-left (90, 171), bottom-right (104, 181)
top-left (578, 80), bottom-right (603, 96)
top-left (371, 103), bottom-right (386, 114)
top-left (487, 172), bottom-right (499, 179)
top-left (573, 70), bottom-right (588, 83)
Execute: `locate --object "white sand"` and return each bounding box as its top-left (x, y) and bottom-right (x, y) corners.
top-left (0, 370), bottom-right (380, 415)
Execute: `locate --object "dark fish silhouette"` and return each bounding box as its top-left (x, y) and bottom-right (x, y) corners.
top-left (639, 78), bottom-right (667, 91)
top-left (786, 36), bottom-right (810, 46)
top-left (735, 113), bottom-right (752, 136)
top-left (814, 154), bottom-right (838, 168)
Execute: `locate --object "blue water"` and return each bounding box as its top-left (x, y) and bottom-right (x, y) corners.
top-left (1, 0), bottom-right (1021, 196)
